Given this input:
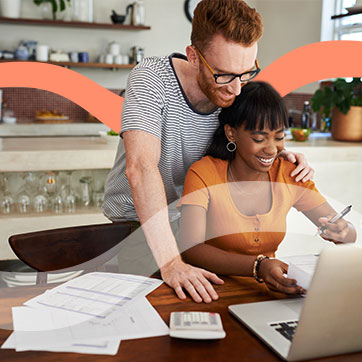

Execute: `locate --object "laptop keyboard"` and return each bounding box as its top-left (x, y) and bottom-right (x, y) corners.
top-left (269, 321), bottom-right (298, 342)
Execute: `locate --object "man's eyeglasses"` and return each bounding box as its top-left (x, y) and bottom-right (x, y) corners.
top-left (194, 47), bottom-right (261, 85)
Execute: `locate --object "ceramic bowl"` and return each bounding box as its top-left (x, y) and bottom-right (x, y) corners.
top-left (99, 131), bottom-right (120, 144)
top-left (291, 128), bottom-right (311, 142)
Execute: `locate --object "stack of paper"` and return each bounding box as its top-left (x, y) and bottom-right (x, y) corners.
top-left (282, 254), bottom-right (319, 290)
top-left (1, 272), bottom-right (169, 355)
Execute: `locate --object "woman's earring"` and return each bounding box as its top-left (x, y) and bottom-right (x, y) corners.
top-left (226, 141), bottom-right (236, 152)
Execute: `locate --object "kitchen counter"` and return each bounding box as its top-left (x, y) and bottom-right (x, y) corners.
top-left (0, 136), bottom-right (122, 171)
top-left (285, 133), bottom-right (362, 161)
top-left (0, 123), bottom-right (109, 137)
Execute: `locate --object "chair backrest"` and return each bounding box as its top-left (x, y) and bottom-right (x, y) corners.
top-left (9, 221), bottom-right (138, 284)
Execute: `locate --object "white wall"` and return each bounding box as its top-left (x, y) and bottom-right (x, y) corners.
top-left (0, 0), bottom-right (323, 91)
top-left (255, 0), bottom-right (323, 93)
top-left (0, 0), bottom-right (192, 89)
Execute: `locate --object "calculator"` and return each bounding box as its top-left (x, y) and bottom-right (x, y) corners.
top-left (169, 311), bottom-right (226, 340)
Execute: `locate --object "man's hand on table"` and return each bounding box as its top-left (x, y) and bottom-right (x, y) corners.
top-left (280, 150), bottom-right (315, 182)
top-left (161, 258), bottom-right (224, 303)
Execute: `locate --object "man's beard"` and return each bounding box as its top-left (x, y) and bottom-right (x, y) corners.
top-left (197, 70), bottom-right (236, 108)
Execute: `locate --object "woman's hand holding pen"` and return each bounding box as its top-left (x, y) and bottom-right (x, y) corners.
top-left (318, 214), bottom-right (350, 243)
top-left (258, 259), bottom-right (305, 295)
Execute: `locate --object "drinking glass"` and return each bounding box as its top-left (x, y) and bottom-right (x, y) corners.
top-left (61, 171), bottom-right (77, 213)
top-left (93, 191), bottom-right (104, 208)
top-left (24, 172), bottom-right (39, 196)
top-left (45, 172), bottom-right (63, 214)
top-left (0, 176), bottom-right (14, 214)
top-left (15, 173), bottom-right (33, 214)
top-left (33, 173), bottom-right (49, 213)
top-left (79, 176), bottom-right (93, 207)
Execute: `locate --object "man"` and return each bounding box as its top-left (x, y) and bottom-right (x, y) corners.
top-left (103, 0), bottom-right (313, 303)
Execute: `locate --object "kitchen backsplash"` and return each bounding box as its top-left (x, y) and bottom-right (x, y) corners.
top-left (1, 87), bottom-right (311, 126)
top-left (0, 88), bottom-right (122, 124)
top-left (283, 93), bottom-right (313, 127)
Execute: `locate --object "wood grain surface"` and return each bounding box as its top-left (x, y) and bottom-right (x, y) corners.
top-left (0, 276), bottom-right (361, 362)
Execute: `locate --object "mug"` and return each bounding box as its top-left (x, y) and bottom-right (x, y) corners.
top-left (78, 52), bottom-right (89, 63)
top-left (114, 54), bottom-right (123, 64)
top-left (105, 53), bottom-right (114, 64)
top-left (36, 45), bottom-right (49, 62)
top-left (109, 41), bottom-right (121, 56)
top-left (69, 51), bottom-right (79, 63)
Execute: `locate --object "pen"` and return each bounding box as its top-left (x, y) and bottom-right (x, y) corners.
top-left (316, 205), bottom-right (352, 236)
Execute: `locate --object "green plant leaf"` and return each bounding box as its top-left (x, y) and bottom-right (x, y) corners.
top-left (311, 77), bottom-right (362, 116)
top-left (59, 0), bottom-right (66, 12)
top-left (33, 0), bottom-right (70, 13)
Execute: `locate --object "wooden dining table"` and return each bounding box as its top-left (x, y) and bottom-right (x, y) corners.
top-left (0, 275), bottom-right (361, 362)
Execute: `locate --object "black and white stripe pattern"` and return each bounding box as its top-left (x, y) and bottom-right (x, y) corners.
top-left (103, 54), bottom-right (220, 221)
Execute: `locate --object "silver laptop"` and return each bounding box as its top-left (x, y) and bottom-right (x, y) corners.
top-left (229, 245), bottom-right (362, 361)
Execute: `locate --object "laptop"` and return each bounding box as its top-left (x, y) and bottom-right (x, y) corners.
top-left (229, 245), bottom-right (362, 361)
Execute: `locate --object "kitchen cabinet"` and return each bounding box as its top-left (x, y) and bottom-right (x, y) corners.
top-left (0, 136), bottom-right (121, 260)
top-left (0, 137), bottom-right (120, 171)
top-left (2, 135), bottom-right (361, 261)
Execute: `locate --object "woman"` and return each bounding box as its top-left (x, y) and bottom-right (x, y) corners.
top-left (178, 81), bottom-right (356, 295)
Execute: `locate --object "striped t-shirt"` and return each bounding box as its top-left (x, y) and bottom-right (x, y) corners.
top-left (102, 53), bottom-right (220, 221)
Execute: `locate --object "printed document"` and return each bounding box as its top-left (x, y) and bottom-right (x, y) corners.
top-left (1, 272), bottom-right (168, 355)
top-left (282, 254), bottom-right (319, 290)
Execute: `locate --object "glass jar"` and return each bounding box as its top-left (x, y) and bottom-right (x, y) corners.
top-left (40, 2), bottom-right (53, 20)
top-left (72, 0), bottom-right (93, 22)
top-left (79, 176), bottom-right (92, 207)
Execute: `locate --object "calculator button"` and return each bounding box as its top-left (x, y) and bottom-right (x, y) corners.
top-left (174, 313), bottom-right (181, 326)
top-left (209, 314), bottom-right (217, 325)
top-left (170, 312), bottom-right (226, 340)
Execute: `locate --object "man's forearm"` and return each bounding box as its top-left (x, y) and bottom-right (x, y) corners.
top-left (126, 164), bottom-right (181, 268)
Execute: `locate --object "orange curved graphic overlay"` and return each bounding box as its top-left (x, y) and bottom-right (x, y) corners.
top-left (0, 61), bottom-right (123, 132)
top-left (256, 40), bottom-right (362, 96)
top-left (0, 41), bottom-right (361, 131)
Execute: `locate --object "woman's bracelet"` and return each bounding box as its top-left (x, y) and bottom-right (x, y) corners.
top-left (252, 254), bottom-right (270, 283)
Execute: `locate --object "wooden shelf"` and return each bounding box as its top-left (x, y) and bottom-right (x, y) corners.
top-left (0, 59), bottom-right (136, 70)
top-left (331, 8), bottom-right (362, 20)
top-left (0, 17), bottom-right (151, 30)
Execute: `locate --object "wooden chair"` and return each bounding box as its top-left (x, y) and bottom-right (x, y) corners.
top-left (8, 221), bottom-right (139, 285)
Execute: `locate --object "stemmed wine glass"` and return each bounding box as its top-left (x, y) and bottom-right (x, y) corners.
top-left (0, 175), bottom-right (14, 214)
top-left (45, 172), bottom-right (63, 214)
top-left (60, 171), bottom-right (77, 213)
top-left (16, 173), bottom-right (31, 214)
top-left (33, 173), bottom-right (49, 213)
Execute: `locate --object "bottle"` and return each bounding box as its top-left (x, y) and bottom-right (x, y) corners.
top-left (137, 0), bottom-right (145, 25)
top-left (301, 101), bottom-right (311, 129)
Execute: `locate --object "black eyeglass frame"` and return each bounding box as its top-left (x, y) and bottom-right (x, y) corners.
top-left (194, 46), bottom-right (261, 85)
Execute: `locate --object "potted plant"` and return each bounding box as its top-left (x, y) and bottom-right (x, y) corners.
top-left (311, 78), bottom-right (362, 141)
top-left (33, 0), bottom-right (71, 21)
